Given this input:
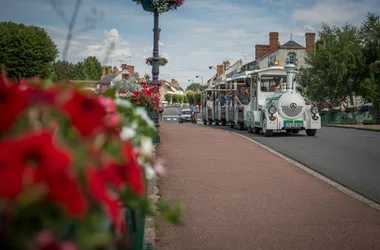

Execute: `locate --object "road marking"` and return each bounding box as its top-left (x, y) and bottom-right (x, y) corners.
top-left (219, 129), bottom-right (380, 212)
top-left (167, 118), bottom-right (171, 120)
top-left (173, 118), bottom-right (177, 120)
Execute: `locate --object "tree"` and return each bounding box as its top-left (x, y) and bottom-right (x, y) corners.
top-left (83, 56), bottom-right (102, 80)
top-left (358, 13), bottom-right (380, 104)
top-left (71, 62), bottom-right (85, 80)
top-left (52, 60), bottom-right (73, 80)
top-left (186, 83), bottom-right (207, 92)
top-left (0, 22), bottom-right (58, 79)
top-left (305, 23), bottom-right (365, 105)
top-left (186, 92), bottom-right (195, 104)
top-left (164, 93), bottom-right (172, 103)
top-left (183, 95), bottom-right (188, 104)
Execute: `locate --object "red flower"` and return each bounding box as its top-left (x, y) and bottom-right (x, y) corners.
top-left (119, 90), bottom-right (127, 95)
top-left (0, 76), bottom-right (28, 133)
top-left (87, 168), bottom-right (124, 231)
top-left (0, 131), bottom-right (87, 217)
top-left (0, 141), bottom-right (26, 199)
top-left (122, 143), bottom-right (145, 196)
top-left (62, 89), bottom-right (107, 137)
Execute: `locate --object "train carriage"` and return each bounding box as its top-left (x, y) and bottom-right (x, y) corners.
top-left (201, 87), bottom-right (213, 125)
top-left (245, 63), bottom-right (321, 137)
top-left (211, 80), bottom-right (229, 126)
top-left (225, 71), bottom-right (254, 130)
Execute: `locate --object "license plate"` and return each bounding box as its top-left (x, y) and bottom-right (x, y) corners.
top-left (284, 120), bottom-right (303, 128)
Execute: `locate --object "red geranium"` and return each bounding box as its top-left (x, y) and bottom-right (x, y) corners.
top-left (0, 76), bottom-right (28, 133)
top-left (0, 131), bottom-right (87, 217)
top-left (62, 89), bottom-right (107, 137)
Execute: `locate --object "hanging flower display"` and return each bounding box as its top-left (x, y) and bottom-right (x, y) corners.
top-left (114, 77), bottom-right (161, 113)
top-left (145, 56), bottom-right (168, 66)
top-left (0, 74), bottom-right (182, 249)
top-left (133, 0), bottom-right (184, 13)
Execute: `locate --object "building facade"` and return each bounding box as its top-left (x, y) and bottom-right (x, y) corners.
top-left (240, 32), bottom-right (316, 72)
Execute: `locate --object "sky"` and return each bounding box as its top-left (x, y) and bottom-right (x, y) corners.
top-left (1, 0), bottom-right (379, 89)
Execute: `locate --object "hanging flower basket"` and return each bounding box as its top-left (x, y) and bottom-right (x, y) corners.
top-left (369, 60), bottom-right (380, 74)
top-left (145, 56), bottom-right (168, 66)
top-left (132, 0), bottom-right (184, 13)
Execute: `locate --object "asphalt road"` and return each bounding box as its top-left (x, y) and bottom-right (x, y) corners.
top-left (208, 124), bottom-right (380, 204)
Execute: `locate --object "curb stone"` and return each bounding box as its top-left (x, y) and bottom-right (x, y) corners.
top-left (143, 146), bottom-right (160, 248)
top-left (322, 124), bottom-right (380, 132)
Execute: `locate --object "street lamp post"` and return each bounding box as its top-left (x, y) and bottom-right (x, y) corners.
top-left (134, 0), bottom-right (170, 144)
top-left (196, 75), bottom-right (203, 85)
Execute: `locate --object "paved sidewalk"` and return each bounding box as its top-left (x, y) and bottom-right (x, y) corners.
top-left (155, 124), bottom-right (380, 250)
top-left (323, 124), bottom-right (380, 132)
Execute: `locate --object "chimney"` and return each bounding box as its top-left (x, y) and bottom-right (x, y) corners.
top-left (127, 65), bottom-right (135, 75)
top-left (223, 60), bottom-right (230, 70)
top-left (113, 66), bottom-right (118, 75)
top-left (255, 45), bottom-right (270, 60)
top-left (305, 33), bottom-right (316, 53)
top-left (269, 32), bottom-right (279, 53)
top-left (102, 67), bottom-right (106, 76)
top-left (315, 39), bottom-right (323, 52)
top-left (107, 66), bottom-right (111, 75)
top-left (217, 64), bottom-right (224, 76)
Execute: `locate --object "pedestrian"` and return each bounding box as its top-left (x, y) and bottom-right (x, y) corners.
top-left (191, 103), bottom-right (197, 122)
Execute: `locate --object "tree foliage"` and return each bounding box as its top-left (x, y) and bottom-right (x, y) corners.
top-left (83, 56), bottom-right (102, 80)
top-left (52, 56), bottom-right (102, 81)
top-left (305, 13), bottom-right (380, 105)
top-left (0, 22), bottom-right (58, 79)
top-left (186, 83), bottom-right (207, 92)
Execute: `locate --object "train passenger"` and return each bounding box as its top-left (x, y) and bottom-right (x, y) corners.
top-left (235, 86), bottom-right (250, 111)
top-left (271, 78), bottom-right (281, 92)
top-left (207, 95), bottom-right (213, 109)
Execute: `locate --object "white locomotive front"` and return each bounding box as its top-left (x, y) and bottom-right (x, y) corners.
top-left (245, 63), bottom-right (321, 137)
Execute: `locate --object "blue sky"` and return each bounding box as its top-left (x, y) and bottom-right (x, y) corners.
top-left (1, 0), bottom-right (379, 89)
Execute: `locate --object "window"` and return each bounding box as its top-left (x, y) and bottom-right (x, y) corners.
top-left (288, 52), bottom-right (296, 64)
top-left (267, 55), bottom-right (276, 67)
top-left (260, 75), bottom-right (287, 92)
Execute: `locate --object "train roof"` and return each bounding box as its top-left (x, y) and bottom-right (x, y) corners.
top-left (231, 71), bottom-right (254, 80)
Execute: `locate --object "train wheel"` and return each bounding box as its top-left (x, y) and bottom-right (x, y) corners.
top-left (238, 123), bottom-right (244, 130)
top-left (286, 129), bottom-right (293, 134)
top-left (229, 123), bottom-right (234, 128)
top-left (306, 129), bottom-right (317, 136)
top-left (203, 121), bottom-right (207, 125)
top-left (262, 120), bottom-right (273, 137)
top-left (215, 122), bottom-right (219, 126)
top-left (208, 120), bottom-right (212, 125)
top-left (247, 126), bottom-right (253, 133)
top-left (292, 129), bottom-right (300, 134)
top-left (221, 120), bottom-right (227, 126)
top-left (253, 127), bottom-right (261, 134)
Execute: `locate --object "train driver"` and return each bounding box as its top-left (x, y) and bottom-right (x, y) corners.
top-left (235, 86), bottom-right (250, 111)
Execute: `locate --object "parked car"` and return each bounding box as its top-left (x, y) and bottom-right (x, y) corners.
top-left (178, 109), bottom-right (192, 123)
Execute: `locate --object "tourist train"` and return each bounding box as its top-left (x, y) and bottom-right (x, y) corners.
top-left (201, 62), bottom-right (321, 137)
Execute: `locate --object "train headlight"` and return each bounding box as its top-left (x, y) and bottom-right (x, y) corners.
top-left (311, 106), bottom-right (319, 114)
top-left (268, 105), bottom-right (277, 114)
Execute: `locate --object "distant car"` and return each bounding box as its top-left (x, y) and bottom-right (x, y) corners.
top-left (178, 109), bottom-right (192, 123)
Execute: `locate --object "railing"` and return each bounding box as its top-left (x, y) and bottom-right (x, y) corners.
top-left (320, 108), bottom-right (377, 125)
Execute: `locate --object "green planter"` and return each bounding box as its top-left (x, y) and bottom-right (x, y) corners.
top-left (141, 0), bottom-right (155, 12)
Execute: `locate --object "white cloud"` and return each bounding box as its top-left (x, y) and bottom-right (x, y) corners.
top-left (40, 0), bottom-right (379, 90)
top-left (292, 0), bottom-right (380, 25)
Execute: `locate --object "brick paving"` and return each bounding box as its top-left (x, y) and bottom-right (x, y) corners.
top-left (155, 124), bottom-right (380, 250)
